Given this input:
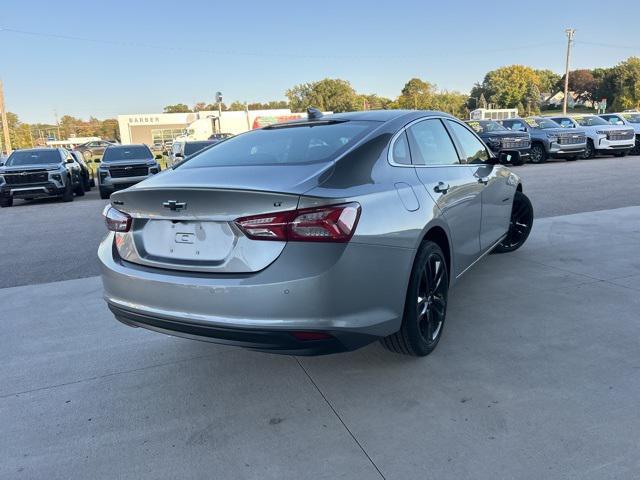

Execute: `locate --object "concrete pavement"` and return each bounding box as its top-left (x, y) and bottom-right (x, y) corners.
top-left (1, 206), bottom-right (640, 479)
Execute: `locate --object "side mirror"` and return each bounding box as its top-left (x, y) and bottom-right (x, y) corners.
top-left (175, 153), bottom-right (184, 158)
top-left (0, 162), bottom-right (4, 167)
top-left (155, 154), bottom-right (163, 160)
top-left (66, 158), bottom-right (74, 164)
top-left (93, 158), bottom-right (101, 163)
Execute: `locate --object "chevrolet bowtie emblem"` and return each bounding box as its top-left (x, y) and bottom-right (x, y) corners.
top-left (163, 200), bottom-right (187, 211)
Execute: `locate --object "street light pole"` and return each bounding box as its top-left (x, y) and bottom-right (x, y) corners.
top-left (563, 28), bottom-right (576, 115)
top-left (0, 79), bottom-right (12, 154)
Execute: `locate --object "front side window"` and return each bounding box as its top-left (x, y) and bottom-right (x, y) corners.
top-left (553, 118), bottom-right (575, 128)
top-left (406, 119), bottom-right (459, 166)
top-left (6, 150), bottom-right (62, 166)
top-left (446, 120), bottom-right (489, 164)
top-left (601, 115), bottom-right (624, 125)
top-left (504, 120), bottom-right (527, 132)
top-left (621, 113), bottom-right (640, 124)
top-left (181, 120), bottom-right (378, 168)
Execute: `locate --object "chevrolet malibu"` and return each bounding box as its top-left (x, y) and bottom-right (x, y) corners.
top-left (99, 110), bottom-right (533, 356)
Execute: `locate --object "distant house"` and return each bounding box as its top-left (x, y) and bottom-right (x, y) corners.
top-left (543, 91), bottom-right (595, 109)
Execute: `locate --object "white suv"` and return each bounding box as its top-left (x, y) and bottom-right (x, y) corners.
top-left (549, 114), bottom-right (635, 158)
top-left (599, 112), bottom-right (640, 155)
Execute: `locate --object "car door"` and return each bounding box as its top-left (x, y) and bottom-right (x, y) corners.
top-left (407, 118), bottom-right (483, 277)
top-left (445, 119), bottom-right (513, 252)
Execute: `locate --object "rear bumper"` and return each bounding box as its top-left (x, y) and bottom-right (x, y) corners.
top-left (99, 233), bottom-right (414, 355)
top-left (108, 303), bottom-right (376, 355)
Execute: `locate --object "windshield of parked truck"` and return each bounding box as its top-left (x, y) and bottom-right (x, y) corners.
top-left (573, 116), bottom-right (608, 127)
top-left (622, 114), bottom-right (640, 124)
top-left (466, 120), bottom-right (507, 134)
top-left (102, 146), bottom-right (153, 162)
top-left (5, 149), bottom-right (61, 166)
top-left (525, 118), bottom-right (560, 129)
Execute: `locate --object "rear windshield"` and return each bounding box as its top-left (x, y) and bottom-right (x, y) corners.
top-left (6, 150), bottom-right (61, 166)
top-left (180, 120), bottom-right (379, 168)
top-left (184, 142), bottom-right (214, 156)
top-left (102, 146), bottom-right (152, 162)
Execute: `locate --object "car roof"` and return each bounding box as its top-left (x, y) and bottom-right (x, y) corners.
top-left (269, 110), bottom-right (456, 129)
top-left (12, 148), bottom-right (59, 153)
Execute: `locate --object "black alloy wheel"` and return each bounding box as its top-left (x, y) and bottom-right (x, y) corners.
top-left (493, 191), bottom-right (534, 253)
top-left (381, 241), bottom-right (449, 356)
top-left (529, 143), bottom-right (547, 164)
top-left (583, 140), bottom-right (595, 159)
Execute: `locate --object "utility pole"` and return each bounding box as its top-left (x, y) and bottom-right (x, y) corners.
top-left (0, 79), bottom-right (12, 155)
top-left (54, 109), bottom-right (61, 140)
top-left (562, 28), bottom-right (576, 115)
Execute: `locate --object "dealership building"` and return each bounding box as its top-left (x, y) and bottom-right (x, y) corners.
top-left (117, 109), bottom-right (304, 145)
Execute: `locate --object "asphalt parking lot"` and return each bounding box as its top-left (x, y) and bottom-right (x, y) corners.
top-left (2, 156), bottom-right (640, 479)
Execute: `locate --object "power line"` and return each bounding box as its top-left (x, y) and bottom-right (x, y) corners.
top-left (575, 40), bottom-right (640, 51)
top-left (0, 26), bottom-right (565, 59)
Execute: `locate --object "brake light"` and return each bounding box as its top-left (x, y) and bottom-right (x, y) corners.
top-left (235, 202), bottom-right (361, 242)
top-left (102, 205), bottom-right (132, 232)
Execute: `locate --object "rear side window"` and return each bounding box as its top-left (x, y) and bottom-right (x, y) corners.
top-left (391, 131), bottom-right (411, 165)
top-left (446, 120), bottom-right (489, 164)
top-left (505, 120), bottom-right (527, 132)
top-left (406, 119), bottom-right (459, 166)
top-left (181, 121), bottom-right (378, 168)
top-left (553, 118), bottom-right (574, 128)
top-left (103, 146), bottom-right (152, 162)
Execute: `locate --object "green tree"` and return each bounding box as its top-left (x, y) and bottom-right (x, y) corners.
top-left (533, 69), bottom-right (561, 94)
top-left (397, 78), bottom-right (436, 109)
top-left (0, 112), bottom-right (33, 150)
top-left (559, 69), bottom-right (599, 103)
top-left (474, 65), bottom-right (541, 111)
top-left (286, 78), bottom-right (359, 113)
top-left (609, 57), bottom-right (640, 111)
top-left (163, 103), bottom-right (192, 113)
top-left (357, 94), bottom-right (394, 110)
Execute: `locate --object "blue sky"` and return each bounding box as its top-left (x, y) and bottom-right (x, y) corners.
top-left (2, 0), bottom-right (638, 123)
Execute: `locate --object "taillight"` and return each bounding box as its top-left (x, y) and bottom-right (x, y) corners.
top-left (102, 205), bottom-right (132, 232)
top-left (235, 202), bottom-right (361, 243)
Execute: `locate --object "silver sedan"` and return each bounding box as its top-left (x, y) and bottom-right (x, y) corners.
top-left (99, 109), bottom-right (533, 356)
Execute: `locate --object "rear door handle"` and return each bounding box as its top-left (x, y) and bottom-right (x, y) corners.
top-left (433, 182), bottom-right (450, 194)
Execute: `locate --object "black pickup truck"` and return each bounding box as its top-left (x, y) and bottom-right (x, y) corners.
top-left (465, 120), bottom-right (531, 165)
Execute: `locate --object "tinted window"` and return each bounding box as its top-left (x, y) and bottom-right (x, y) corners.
top-left (622, 114), bottom-right (640, 124)
top-left (102, 146), bottom-right (152, 162)
top-left (447, 120), bottom-right (489, 164)
top-left (601, 115), bottom-right (624, 125)
top-left (182, 121), bottom-right (378, 168)
top-left (184, 141), bottom-right (214, 156)
top-left (391, 131), bottom-right (411, 165)
top-left (407, 119), bottom-right (459, 166)
top-left (6, 150), bottom-right (61, 166)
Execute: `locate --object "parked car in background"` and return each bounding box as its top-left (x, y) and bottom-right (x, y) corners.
top-left (501, 117), bottom-right (586, 163)
top-left (0, 148), bottom-right (85, 207)
top-left (100, 109), bottom-right (534, 357)
top-left (169, 140), bottom-right (218, 164)
top-left (74, 140), bottom-right (114, 162)
top-left (70, 150), bottom-right (94, 189)
top-left (549, 114), bottom-right (635, 158)
top-left (599, 112), bottom-right (640, 155)
top-left (98, 144), bottom-right (162, 199)
top-left (465, 120), bottom-right (530, 165)
top-left (208, 133), bottom-right (234, 141)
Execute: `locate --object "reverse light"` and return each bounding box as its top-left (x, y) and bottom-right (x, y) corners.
top-left (102, 205), bottom-right (132, 232)
top-left (235, 202), bottom-right (361, 243)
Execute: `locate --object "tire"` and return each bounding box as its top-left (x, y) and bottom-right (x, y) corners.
top-left (74, 176), bottom-right (85, 196)
top-left (582, 139), bottom-right (595, 159)
top-left (631, 139), bottom-right (640, 156)
top-left (613, 151), bottom-right (628, 158)
top-left (493, 191), bottom-right (534, 254)
top-left (0, 197), bottom-right (13, 208)
top-left (62, 179), bottom-right (74, 202)
top-left (99, 187), bottom-right (111, 200)
top-left (381, 241), bottom-right (449, 356)
top-left (529, 143), bottom-right (547, 164)
top-left (83, 174), bottom-right (92, 191)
